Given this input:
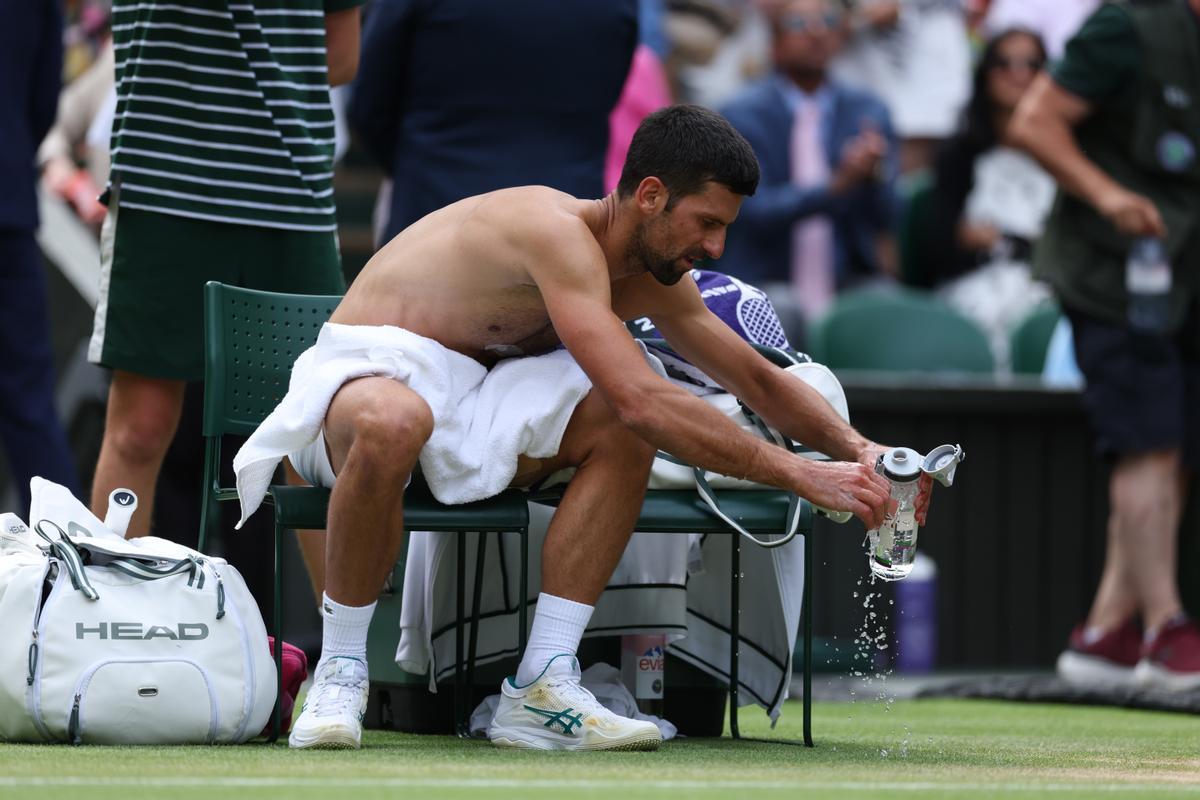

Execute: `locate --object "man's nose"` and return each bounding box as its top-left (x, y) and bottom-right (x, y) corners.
top-left (704, 233), bottom-right (725, 260)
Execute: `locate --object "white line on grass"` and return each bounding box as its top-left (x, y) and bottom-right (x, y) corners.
top-left (0, 778), bottom-right (1196, 793)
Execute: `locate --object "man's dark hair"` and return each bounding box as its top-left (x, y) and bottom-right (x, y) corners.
top-left (617, 105), bottom-right (759, 208)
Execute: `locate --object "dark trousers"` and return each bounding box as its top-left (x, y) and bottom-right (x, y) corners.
top-left (0, 228), bottom-right (80, 516)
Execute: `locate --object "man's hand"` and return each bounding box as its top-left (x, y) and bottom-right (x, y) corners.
top-left (853, 442), bottom-right (934, 525)
top-left (1096, 185), bottom-right (1167, 238)
top-left (796, 459), bottom-right (891, 530)
top-left (831, 127), bottom-right (888, 195)
top-left (857, 0), bottom-right (900, 30)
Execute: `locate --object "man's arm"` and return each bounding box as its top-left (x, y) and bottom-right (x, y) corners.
top-left (650, 285), bottom-right (877, 466)
top-left (531, 227), bottom-right (890, 529)
top-left (346, 0), bottom-right (414, 169)
top-left (325, 6), bottom-right (362, 87)
top-left (1008, 75), bottom-right (1164, 238)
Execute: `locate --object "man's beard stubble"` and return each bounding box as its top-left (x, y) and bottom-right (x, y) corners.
top-left (628, 218), bottom-right (690, 286)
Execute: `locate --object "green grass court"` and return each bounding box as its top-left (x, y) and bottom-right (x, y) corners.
top-left (2, 699), bottom-right (1198, 799)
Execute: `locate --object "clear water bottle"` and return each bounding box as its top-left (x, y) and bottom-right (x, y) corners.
top-left (1126, 237), bottom-right (1171, 335)
top-left (867, 448), bottom-right (922, 581)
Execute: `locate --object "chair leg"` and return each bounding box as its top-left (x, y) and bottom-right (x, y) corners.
top-left (729, 532), bottom-right (740, 740)
top-left (803, 528), bottom-right (813, 748)
top-left (454, 531), bottom-right (466, 738)
top-left (269, 521), bottom-right (284, 743)
top-left (518, 528), bottom-right (528, 654)
top-left (463, 532), bottom-right (488, 735)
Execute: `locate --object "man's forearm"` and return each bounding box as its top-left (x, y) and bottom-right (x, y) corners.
top-left (618, 381), bottom-right (809, 493)
top-left (1009, 83), bottom-right (1113, 211)
top-left (743, 366), bottom-right (873, 465)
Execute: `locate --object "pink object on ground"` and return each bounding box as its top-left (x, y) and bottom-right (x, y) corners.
top-left (605, 45), bottom-right (673, 194)
top-left (262, 636), bottom-right (309, 735)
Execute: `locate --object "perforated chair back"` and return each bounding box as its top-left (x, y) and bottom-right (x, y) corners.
top-left (202, 282), bottom-right (341, 438)
top-left (807, 287), bottom-right (994, 373)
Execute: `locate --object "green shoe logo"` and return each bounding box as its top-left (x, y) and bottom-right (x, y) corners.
top-left (524, 705), bottom-right (584, 735)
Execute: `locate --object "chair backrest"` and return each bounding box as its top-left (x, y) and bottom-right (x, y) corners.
top-left (897, 170), bottom-right (937, 289)
top-left (807, 287), bottom-right (994, 373)
top-left (202, 281), bottom-right (341, 437)
top-left (1009, 301), bottom-right (1062, 375)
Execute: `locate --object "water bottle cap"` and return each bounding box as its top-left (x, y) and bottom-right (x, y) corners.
top-left (921, 444), bottom-right (965, 487)
top-left (881, 447), bottom-right (922, 481)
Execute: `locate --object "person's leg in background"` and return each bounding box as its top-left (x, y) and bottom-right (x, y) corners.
top-left (1058, 307), bottom-right (1200, 690)
top-left (0, 228), bottom-right (81, 516)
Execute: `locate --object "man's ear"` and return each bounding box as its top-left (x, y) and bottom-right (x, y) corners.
top-left (634, 176), bottom-right (667, 215)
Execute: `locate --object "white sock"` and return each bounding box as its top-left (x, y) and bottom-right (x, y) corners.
top-left (515, 592), bottom-right (593, 686)
top-left (319, 592), bottom-right (376, 667)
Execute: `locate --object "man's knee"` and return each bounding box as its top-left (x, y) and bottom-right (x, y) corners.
top-left (578, 395), bottom-right (655, 467)
top-left (103, 375), bottom-right (184, 463)
top-left (342, 392), bottom-right (434, 468)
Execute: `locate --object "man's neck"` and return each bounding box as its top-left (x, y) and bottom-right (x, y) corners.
top-left (787, 69), bottom-right (827, 96)
top-left (586, 194), bottom-right (642, 283)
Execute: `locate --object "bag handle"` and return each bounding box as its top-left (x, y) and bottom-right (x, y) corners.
top-left (34, 521), bottom-right (99, 600)
top-left (33, 520), bottom-right (208, 601)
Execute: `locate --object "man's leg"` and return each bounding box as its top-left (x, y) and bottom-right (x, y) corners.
top-left (90, 371), bottom-right (185, 537)
top-left (489, 391), bottom-right (662, 751)
top-left (1110, 450), bottom-right (1186, 633)
top-left (288, 376), bottom-right (431, 749)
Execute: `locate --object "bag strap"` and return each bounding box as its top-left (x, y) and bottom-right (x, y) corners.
top-left (33, 520), bottom-right (209, 601)
top-left (691, 468), bottom-right (803, 549)
top-left (34, 521), bottom-right (98, 600)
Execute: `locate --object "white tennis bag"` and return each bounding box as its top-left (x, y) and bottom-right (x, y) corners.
top-left (0, 478), bottom-right (275, 744)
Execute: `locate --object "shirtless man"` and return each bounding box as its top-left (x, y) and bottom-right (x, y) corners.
top-left (275, 105), bottom-right (904, 751)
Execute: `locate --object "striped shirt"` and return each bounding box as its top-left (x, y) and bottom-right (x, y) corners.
top-left (108, 0), bottom-right (362, 233)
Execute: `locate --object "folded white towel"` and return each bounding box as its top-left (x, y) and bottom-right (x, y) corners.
top-left (232, 323), bottom-right (592, 526)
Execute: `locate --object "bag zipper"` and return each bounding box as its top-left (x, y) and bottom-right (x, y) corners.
top-left (27, 565), bottom-right (67, 741)
top-left (67, 658), bottom-right (219, 745)
top-left (208, 561), bottom-right (254, 741)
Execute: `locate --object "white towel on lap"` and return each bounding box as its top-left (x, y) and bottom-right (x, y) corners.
top-left (232, 322), bottom-right (592, 526)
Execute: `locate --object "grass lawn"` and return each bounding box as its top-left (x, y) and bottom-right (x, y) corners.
top-left (1, 698), bottom-right (1198, 799)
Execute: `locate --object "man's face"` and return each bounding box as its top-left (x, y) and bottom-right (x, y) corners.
top-left (629, 182), bottom-right (743, 286)
top-left (773, 0), bottom-right (845, 77)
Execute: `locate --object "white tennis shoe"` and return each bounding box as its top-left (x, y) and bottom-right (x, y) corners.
top-left (488, 653), bottom-right (662, 751)
top-left (288, 656), bottom-right (369, 749)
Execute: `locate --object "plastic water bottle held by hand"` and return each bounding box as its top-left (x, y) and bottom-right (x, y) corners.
top-left (1126, 237), bottom-right (1171, 335)
top-left (866, 448), bottom-right (922, 580)
top-left (864, 444), bottom-right (964, 581)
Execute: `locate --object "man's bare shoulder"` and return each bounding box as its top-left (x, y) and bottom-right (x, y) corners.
top-left (470, 187), bottom-right (605, 274)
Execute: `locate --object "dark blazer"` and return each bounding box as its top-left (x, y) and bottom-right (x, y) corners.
top-left (0, 0), bottom-right (62, 230)
top-left (718, 76), bottom-right (898, 287)
top-left (349, 0), bottom-right (637, 242)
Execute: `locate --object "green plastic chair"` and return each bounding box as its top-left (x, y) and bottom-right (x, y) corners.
top-left (201, 283), bottom-right (818, 745)
top-left (897, 170), bottom-right (938, 289)
top-left (807, 287), bottom-right (995, 373)
top-left (1009, 301), bottom-right (1062, 375)
top-left (198, 282), bottom-right (531, 740)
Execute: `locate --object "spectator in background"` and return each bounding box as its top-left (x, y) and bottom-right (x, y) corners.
top-left (88, 0), bottom-right (364, 537)
top-left (606, 0), bottom-right (675, 192)
top-left (0, 0), bottom-right (82, 515)
top-left (919, 28), bottom-right (1056, 368)
top-left (0, 0), bottom-right (82, 516)
top-left (1011, 0), bottom-right (1200, 690)
top-left (719, 0), bottom-right (897, 342)
top-left (833, 0), bottom-right (972, 174)
top-left (348, 0), bottom-right (637, 243)
top-left (39, 36), bottom-right (112, 227)
top-left (982, 0), bottom-right (1100, 61)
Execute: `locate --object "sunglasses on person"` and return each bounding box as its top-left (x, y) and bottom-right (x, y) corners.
top-left (989, 55), bottom-right (1044, 73)
top-left (780, 12), bottom-right (842, 33)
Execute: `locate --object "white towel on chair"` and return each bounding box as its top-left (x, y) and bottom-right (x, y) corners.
top-left (231, 322), bottom-right (592, 526)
